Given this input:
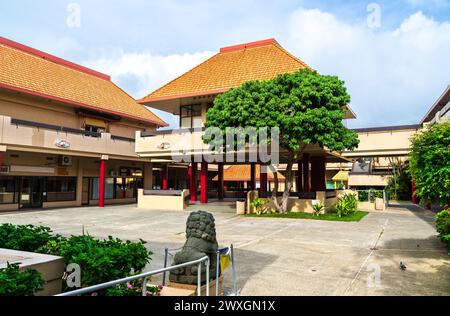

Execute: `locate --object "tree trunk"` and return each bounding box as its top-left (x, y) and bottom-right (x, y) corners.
top-left (270, 157), bottom-right (294, 213)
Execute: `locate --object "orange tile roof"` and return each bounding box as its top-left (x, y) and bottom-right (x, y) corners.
top-left (212, 165), bottom-right (285, 182)
top-left (0, 37), bottom-right (167, 127)
top-left (139, 39), bottom-right (309, 103)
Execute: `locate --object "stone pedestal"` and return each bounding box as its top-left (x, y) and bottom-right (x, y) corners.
top-left (168, 275), bottom-right (223, 296)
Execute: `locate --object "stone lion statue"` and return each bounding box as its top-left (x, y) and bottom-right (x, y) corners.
top-left (169, 211), bottom-right (219, 284)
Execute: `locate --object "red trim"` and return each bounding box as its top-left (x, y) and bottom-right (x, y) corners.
top-left (220, 38), bottom-right (278, 53)
top-left (200, 161), bottom-right (208, 204)
top-left (138, 88), bottom-right (228, 104)
top-left (99, 160), bottom-right (106, 208)
top-left (0, 36), bottom-right (111, 81)
top-left (0, 82), bottom-right (168, 127)
top-left (161, 165), bottom-right (168, 190)
top-left (189, 163), bottom-right (198, 202)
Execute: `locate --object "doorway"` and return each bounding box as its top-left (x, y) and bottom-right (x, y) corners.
top-left (19, 177), bottom-right (44, 209)
top-left (81, 178), bottom-right (90, 205)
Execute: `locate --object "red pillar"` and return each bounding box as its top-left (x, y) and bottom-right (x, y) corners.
top-left (311, 156), bottom-right (326, 192)
top-left (250, 163), bottom-right (256, 190)
top-left (200, 161), bottom-right (208, 204)
top-left (259, 165), bottom-right (268, 194)
top-left (161, 165), bottom-right (168, 190)
top-left (189, 163), bottom-right (198, 203)
top-left (302, 154), bottom-right (310, 192)
top-left (99, 159), bottom-right (106, 208)
top-left (218, 163), bottom-right (224, 200)
top-left (121, 178), bottom-right (126, 198)
top-left (412, 180), bottom-right (418, 204)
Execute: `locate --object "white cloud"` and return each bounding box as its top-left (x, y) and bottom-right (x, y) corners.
top-left (83, 8), bottom-right (450, 128)
top-left (84, 49), bottom-right (214, 128)
top-left (284, 9), bottom-right (450, 127)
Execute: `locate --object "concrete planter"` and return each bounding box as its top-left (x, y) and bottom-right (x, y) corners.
top-left (0, 248), bottom-right (64, 296)
top-left (236, 200), bottom-right (246, 215)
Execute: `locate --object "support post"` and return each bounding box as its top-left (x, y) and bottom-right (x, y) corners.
top-left (259, 165), bottom-right (268, 194)
top-left (189, 163), bottom-right (198, 203)
top-left (201, 161), bottom-right (208, 204)
top-left (311, 156), bottom-right (326, 192)
top-left (297, 161), bottom-right (303, 198)
top-left (99, 158), bottom-right (106, 208)
top-left (161, 165), bottom-right (168, 190)
top-left (302, 153), bottom-right (310, 193)
top-left (250, 163), bottom-right (256, 190)
top-left (218, 163), bottom-right (224, 200)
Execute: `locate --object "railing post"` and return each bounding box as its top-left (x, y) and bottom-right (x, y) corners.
top-left (197, 262), bottom-right (202, 296)
top-left (142, 277), bottom-right (148, 296)
top-left (162, 248), bottom-right (169, 286)
top-left (231, 244), bottom-right (237, 295)
top-left (215, 250), bottom-right (220, 296)
top-left (205, 257), bottom-right (210, 296)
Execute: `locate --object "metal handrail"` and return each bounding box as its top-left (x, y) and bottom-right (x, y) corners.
top-left (56, 256), bottom-right (210, 297)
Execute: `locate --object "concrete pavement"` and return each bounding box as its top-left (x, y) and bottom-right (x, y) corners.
top-left (0, 203), bottom-right (448, 296)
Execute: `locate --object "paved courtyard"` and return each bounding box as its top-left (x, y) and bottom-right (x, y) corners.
top-left (0, 203), bottom-right (449, 296)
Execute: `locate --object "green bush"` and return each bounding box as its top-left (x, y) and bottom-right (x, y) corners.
top-left (44, 235), bottom-right (152, 290)
top-left (0, 224), bottom-right (62, 252)
top-left (357, 191), bottom-right (369, 202)
top-left (435, 209), bottom-right (450, 250)
top-left (334, 193), bottom-right (358, 218)
top-left (312, 202), bottom-right (325, 217)
top-left (251, 198), bottom-right (270, 215)
top-left (0, 263), bottom-right (44, 296)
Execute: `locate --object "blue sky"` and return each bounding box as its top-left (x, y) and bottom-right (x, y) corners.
top-left (1, 0), bottom-right (449, 128)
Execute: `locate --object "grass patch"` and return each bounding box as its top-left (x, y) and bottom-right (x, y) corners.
top-left (244, 211), bottom-right (369, 222)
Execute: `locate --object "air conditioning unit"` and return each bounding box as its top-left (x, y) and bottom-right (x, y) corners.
top-left (60, 156), bottom-right (73, 166)
top-left (0, 165), bottom-right (10, 174)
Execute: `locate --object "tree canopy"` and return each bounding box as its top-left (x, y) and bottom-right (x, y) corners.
top-left (204, 68), bottom-right (359, 213)
top-left (409, 122), bottom-right (450, 207)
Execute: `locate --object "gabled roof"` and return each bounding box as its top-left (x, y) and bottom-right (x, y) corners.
top-left (212, 165), bottom-right (285, 182)
top-left (0, 37), bottom-right (167, 127)
top-left (420, 85), bottom-right (450, 124)
top-left (139, 39), bottom-right (309, 104)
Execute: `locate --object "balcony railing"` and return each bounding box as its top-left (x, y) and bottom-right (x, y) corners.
top-left (0, 115), bottom-right (137, 158)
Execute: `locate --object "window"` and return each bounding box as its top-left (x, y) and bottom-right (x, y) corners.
top-left (91, 178), bottom-right (114, 200)
top-left (180, 105), bottom-right (202, 128)
top-left (115, 178), bottom-right (139, 199)
top-left (85, 125), bottom-right (105, 138)
top-left (0, 177), bottom-right (19, 204)
top-left (45, 177), bottom-right (76, 202)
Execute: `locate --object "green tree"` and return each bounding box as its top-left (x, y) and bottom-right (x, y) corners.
top-left (204, 69), bottom-right (359, 213)
top-left (409, 122), bottom-right (450, 207)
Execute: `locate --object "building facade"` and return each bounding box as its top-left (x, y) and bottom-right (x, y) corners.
top-left (0, 37), bottom-right (166, 211)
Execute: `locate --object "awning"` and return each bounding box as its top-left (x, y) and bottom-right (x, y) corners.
top-left (332, 171), bottom-right (349, 182)
top-left (84, 117), bottom-right (107, 129)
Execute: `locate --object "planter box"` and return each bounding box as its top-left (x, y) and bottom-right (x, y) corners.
top-left (0, 248), bottom-right (64, 296)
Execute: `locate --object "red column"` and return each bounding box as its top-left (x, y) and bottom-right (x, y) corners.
top-left (311, 156), bottom-right (326, 192)
top-left (121, 178), bottom-right (126, 198)
top-left (189, 163), bottom-right (198, 203)
top-left (161, 165), bottom-right (168, 190)
top-left (302, 154), bottom-right (310, 192)
top-left (99, 159), bottom-right (106, 208)
top-left (250, 163), bottom-right (256, 190)
top-left (412, 180), bottom-right (418, 204)
top-left (259, 165), bottom-right (268, 194)
top-left (200, 161), bottom-right (208, 204)
top-left (218, 163), bottom-right (224, 200)
top-left (297, 161), bottom-right (303, 198)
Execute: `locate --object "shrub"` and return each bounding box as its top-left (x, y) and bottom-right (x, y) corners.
top-left (0, 224), bottom-right (61, 252)
top-left (435, 209), bottom-right (450, 250)
top-left (44, 235), bottom-right (152, 290)
top-left (334, 193), bottom-right (358, 218)
top-left (104, 281), bottom-right (163, 297)
top-left (357, 191), bottom-right (369, 202)
top-left (0, 263), bottom-right (44, 296)
top-left (312, 202), bottom-right (325, 217)
top-left (251, 198), bottom-right (270, 215)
